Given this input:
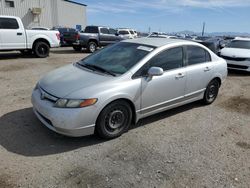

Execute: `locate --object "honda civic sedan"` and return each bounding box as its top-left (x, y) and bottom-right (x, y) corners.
top-left (32, 38), bottom-right (227, 139)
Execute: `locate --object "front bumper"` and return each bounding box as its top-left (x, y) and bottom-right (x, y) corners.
top-left (226, 60), bottom-right (250, 72)
top-left (31, 89), bottom-right (97, 137)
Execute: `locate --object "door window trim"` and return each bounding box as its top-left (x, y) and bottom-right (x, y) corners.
top-left (132, 46), bottom-right (185, 79)
top-left (184, 45), bottom-right (212, 67)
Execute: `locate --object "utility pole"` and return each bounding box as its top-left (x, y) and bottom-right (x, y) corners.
top-left (202, 22), bottom-right (206, 36)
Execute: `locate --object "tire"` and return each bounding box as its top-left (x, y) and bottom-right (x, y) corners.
top-left (20, 50), bottom-right (33, 56)
top-left (96, 101), bottom-right (132, 139)
top-left (87, 41), bottom-right (97, 53)
top-left (203, 79), bottom-right (220, 105)
top-left (33, 41), bottom-right (50, 58)
top-left (73, 45), bottom-right (82, 51)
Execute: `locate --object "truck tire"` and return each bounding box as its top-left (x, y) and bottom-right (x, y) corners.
top-left (73, 45), bottom-right (82, 51)
top-left (87, 41), bottom-right (97, 53)
top-left (33, 41), bottom-right (50, 58)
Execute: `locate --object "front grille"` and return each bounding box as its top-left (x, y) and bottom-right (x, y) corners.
top-left (221, 55), bottom-right (248, 61)
top-left (38, 87), bottom-right (58, 102)
top-left (37, 110), bottom-right (53, 127)
top-left (227, 64), bottom-right (249, 70)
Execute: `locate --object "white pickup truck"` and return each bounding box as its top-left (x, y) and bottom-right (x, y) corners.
top-left (0, 16), bottom-right (60, 58)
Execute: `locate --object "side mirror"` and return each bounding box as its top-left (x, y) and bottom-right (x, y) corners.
top-left (148, 67), bottom-right (164, 77)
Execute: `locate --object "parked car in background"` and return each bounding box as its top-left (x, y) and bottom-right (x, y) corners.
top-left (32, 38), bottom-right (227, 139)
top-left (31, 27), bottom-right (50, 31)
top-left (72, 26), bottom-right (123, 53)
top-left (148, 33), bottom-right (178, 39)
top-left (52, 27), bottom-right (80, 46)
top-left (117, 28), bottom-right (134, 39)
top-left (197, 38), bottom-right (225, 55)
top-left (220, 37), bottom-right (250, 72)
top-left (0, 15), bottom-right (60, 58)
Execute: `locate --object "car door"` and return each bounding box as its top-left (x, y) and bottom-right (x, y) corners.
top-left (108, 28), bottom-right (121, 43)
top-left (0, 18), bottom-right (26, 49)
top-left (99, 27), bottom-right (111, 46)
top-left (138, 47), bottom-right (187, 115)
top-left (184, 45), bottom-right (214, 97)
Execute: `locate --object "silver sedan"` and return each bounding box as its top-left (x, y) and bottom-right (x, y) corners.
top-left (32, 38), bottom-right (227, 139)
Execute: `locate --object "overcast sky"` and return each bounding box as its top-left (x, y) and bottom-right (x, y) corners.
top-left (76, 0), bottom-right (250, 33)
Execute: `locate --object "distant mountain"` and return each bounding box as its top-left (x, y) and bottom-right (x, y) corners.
top-left (173, 30), bottom-right (250, 37)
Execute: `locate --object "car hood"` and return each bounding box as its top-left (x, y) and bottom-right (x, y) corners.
top-left (39, 64), bottom-right (115, 98)
top-left (220, 48), bottom-right (250, 58)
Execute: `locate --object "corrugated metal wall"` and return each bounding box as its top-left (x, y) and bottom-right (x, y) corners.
top-left (0, 0), bottom-right (86, 29)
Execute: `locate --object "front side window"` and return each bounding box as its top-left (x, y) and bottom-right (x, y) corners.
top-left (148, 47), bottom-right (184, 71)
top-left (100, 28), bottom-right (109, 34)
top-left (109, 28), bottom-right (117, 35)
top-left (186, 46), bottom-right (211, 65)
top-left (0, 18), bottom-right (19, 29)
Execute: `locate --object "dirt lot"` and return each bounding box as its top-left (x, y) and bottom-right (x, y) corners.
top-left (0, 47), bottom-right (250, 188)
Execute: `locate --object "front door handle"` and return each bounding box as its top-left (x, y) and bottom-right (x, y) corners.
top-left (17, 32), bottom-right (23, 36)
top-left (175, 73), bottom-right (185, 79)
top-left (204, 67), bottom-right (211, 72)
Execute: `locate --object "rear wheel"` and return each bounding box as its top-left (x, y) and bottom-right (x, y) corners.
top-left (203, 79), bottom-right (220, 104)
top-left (87, 41), bottom-right (97, 53)
top-left (96, 101), bottom-right (132, 139)
top-left (33, 41), bottom-right (50, 58)
top-left (73, 45), bottom-right (82, 51)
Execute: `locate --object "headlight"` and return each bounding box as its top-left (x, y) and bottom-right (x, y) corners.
top-left (34, 83), bottom-right (39, 90)
top-left (54, 98), bottom-right (97, 108)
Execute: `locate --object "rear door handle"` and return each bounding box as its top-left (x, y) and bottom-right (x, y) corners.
top-left (175, 73), bottom-right (185, 79)
top-left (17, 32), bottom-right (23, 36)
top-left (204, 67), bottom-right (211, 72)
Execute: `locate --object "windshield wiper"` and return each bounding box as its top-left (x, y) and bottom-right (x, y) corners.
top-left (84, 64), bottom-right (116, 76)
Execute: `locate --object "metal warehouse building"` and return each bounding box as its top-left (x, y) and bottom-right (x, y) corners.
top-left (0, 0), bottom-right (87, 30)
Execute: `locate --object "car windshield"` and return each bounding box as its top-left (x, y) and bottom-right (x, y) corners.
top-left (227, 40), bottom-right (250, 49)
top-left (78, 42), bottom-right (155, 75)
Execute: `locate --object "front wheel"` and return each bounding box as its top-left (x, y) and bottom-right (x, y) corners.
top-left (33, 41), bottom-right (50, 58)
top-left (87, 41), bottom-right (97, 53)
top-left (96, 101), bottom-right (132, 139)
top-left (203, 79), bottom-right (220, 104)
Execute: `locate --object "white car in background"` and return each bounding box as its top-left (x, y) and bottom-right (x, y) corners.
top-left (220, 37), bottom-right (250, 72)
top-left (117, 29), bottom-right (134, 39)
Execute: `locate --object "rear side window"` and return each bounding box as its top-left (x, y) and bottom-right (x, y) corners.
top-left (148, 47), bottom-right (184, 71)
top-left (100, 28), bottom-right (109, 34)
top-left (84, 26), bottom-right (98, 33)
top-left (186, 46), bottom-right (211, 65)
top-left (119, 30), bottom-right (129, 35)
top-left (0, 18), bottom-right (19, 29)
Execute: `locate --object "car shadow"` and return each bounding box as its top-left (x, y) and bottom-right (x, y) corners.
top-left (0, 102), bottom-right (203, 157)
top-left (0, 107), bottom-right (103, 156)
top-left (51, 49), bottom-right (89, 54)
top-left (0, 52), bottom-right (36, 60)
top-left (228, 69), bottom-right (250, 77)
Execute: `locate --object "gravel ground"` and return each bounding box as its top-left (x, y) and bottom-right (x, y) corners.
top-left (0, 47), bottom-right (250, 188)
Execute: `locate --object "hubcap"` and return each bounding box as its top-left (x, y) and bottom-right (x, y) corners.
top-left (38, 45), bottom-right (47, 55)
top-left (108, 110), bottom-right (125, 129)
top-left (208, 85), bottom-right (216, 99)
top-left (90, 44), bottom-right (96, 52)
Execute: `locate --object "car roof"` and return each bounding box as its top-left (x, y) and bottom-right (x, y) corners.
top-left (122, 37), bottom-right (198, 47)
